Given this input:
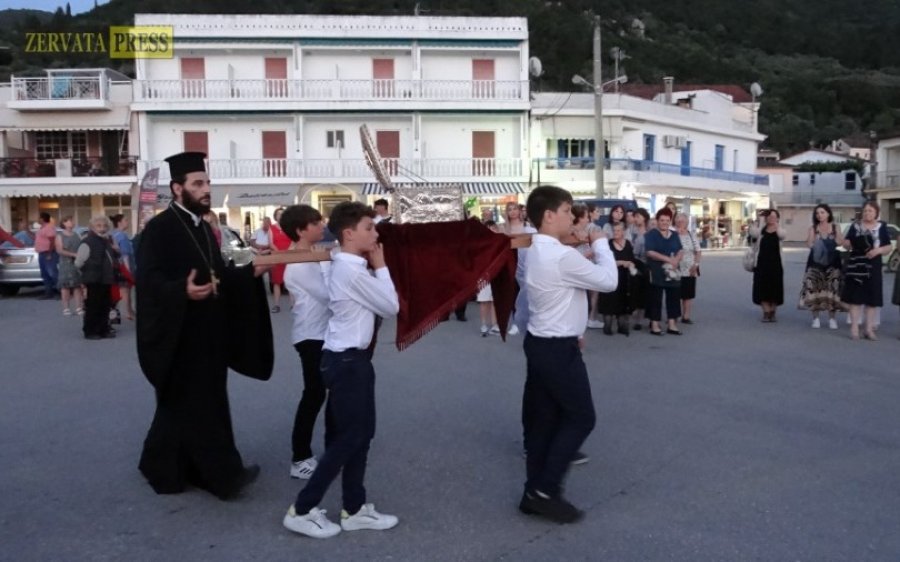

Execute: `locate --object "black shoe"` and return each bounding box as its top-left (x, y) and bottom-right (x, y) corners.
top-left (570, 451), bottom-right (590, 465)
top-left (85, 334), bottom-right (103, 340)
top-left (666, 328), bottom-right (682, 335)
top-left (519, 491), bottom-right (584, 524)
top-left (102, 331), bottom-right (116, 339)
top-left (239, 464), bottom-right (261, 488)
top-left (681, 318), bottom-right (694, 325)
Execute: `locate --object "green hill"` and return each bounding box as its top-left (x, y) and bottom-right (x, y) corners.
top-left (2, 0), bottom-right (899, 155)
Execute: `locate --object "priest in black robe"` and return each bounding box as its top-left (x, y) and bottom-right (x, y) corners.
top-left (136, 152), bottom-right (273, 499)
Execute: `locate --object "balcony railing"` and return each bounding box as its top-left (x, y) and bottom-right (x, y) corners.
top-left (770, 192), bottom-right (866, 205)
top-left (135, 79), bottom-right (528, 102)
top-left (875, 170), bottom-right (900, 189)
top-left (12, 76), bottom-right (107, 102)
top-left (141, 157), bottom-right (524, 180)
top-left (0, 156), bottom-right (137, 178)
top-left (536, 157), bottom-right (769, 186)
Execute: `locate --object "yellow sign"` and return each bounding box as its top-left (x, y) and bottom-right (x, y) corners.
top-left (109, 26), bottom-right (173, 59)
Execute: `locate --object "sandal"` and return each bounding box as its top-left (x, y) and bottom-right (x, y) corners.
top-left (76, 307), bottom-right (84, 316)
top-left (62, 308), bottom-right (72, 316)
top-left (666, 328), bottom-right (682, 335)
top-left (270, 305), bottom-right (280, 313)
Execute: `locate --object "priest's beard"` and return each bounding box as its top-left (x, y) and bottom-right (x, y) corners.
top-left (181, 189), bottom-right (211, 216)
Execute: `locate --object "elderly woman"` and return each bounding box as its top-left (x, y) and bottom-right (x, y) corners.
top-left (800, 204), bottom-right (844, 330)
top-left (750, 209), bottom-right (785, 322)
top-left (674, 213), bottom-right (701, 324)
top-left (629, 208), bottom-right (650, 330)
top-left (644, 208), bottom-right (683, 335)
top-left (75, 215), bottom-right (118, 340)
top-left (597, 221), bottom-right (635, 335)
top-left (842, 201), bottom-right (892, 340)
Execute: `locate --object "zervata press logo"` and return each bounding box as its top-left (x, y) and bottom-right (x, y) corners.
top-left (23, 26), bottom-right (173, 59)
top-left (109, 26), bottom-right (173, 59)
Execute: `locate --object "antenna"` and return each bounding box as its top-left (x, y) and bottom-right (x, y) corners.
top-left (750, 82), bottom-right (763, 98)
top-left (528, 57), bottom-right (543, 78)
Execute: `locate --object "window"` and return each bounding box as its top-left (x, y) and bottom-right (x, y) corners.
top-left (326, 130), bottom-right (345, 149)
top-left (792, 174), bottom-right (799, 186)
top-left (34, 131), bottom-right (87, 159)
top-left (643, 134), bottom-right (655, 161)
top-left (714, 145), bottom-right (725, 171)
top-left (845, 172), bottom-right (856, 190)
top-left (808, 173), bottom-right (815, 185)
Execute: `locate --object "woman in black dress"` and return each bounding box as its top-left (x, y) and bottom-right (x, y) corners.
top-left (597, 221), bottom-right (635, 335)
top-left (750, 209), bottom-right (785, 322)
top-left (842, 200), bottom-right (892, 340)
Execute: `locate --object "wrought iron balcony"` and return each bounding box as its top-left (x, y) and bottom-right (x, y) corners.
top-left (536, 157), bottom-right (769, 186)
top-left (0, 156), bottom-right (137, 178)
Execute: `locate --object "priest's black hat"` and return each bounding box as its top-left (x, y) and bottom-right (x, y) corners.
top-left (164, 152), bottom-right (207, 180)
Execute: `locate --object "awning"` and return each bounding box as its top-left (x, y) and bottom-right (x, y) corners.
top-left (0, 125), bottom-right (129, 132)
top-left (212, 185), bottom-right (299, 208)
top-left (362, 182), bottom-right (525, 195)
top-left (0, 182), bottom-right (133, 198)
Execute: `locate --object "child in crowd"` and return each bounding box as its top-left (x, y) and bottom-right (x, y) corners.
top-left (280, 205), bottom-right (331, 481)
top-left (519, 185), bottom-right (617, 524)
top-left (283, 201), bottom-right (400, 539)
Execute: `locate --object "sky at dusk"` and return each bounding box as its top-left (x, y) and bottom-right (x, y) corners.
top-left (2, 0), bottom-right (101, 16)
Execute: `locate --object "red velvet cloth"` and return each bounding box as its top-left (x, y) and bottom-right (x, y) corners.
top-left (376, 219), bottom-right (517, 351)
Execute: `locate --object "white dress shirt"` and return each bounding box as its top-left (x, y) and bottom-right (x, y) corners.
top-left (324, 252), bottom-right (399, 352)
top-left (284, 260), bottom-right (332, 344)
top-left (525, 234), bottom-right (618, 338)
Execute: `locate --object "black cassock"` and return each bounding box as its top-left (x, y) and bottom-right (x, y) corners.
top-left (136, 205), bottom-right (273, 499)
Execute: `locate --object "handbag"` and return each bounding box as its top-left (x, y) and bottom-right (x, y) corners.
top-left (742, 237), bottom-right (760, 272)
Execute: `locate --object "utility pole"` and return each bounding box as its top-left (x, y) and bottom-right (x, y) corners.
top-left (592, 18), bottom-right (605, 198)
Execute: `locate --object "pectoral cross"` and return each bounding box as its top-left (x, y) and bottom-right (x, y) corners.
top-left (210, 269), bottom-right (220, 297)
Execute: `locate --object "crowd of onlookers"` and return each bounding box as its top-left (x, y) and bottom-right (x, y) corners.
top-left (749, 200), bottom-right (900, 340)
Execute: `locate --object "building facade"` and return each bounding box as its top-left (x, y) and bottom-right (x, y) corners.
top-left (874, 135), bottom-right (900, 226)
top-left (0, 68), bottom-right (138, 230)
top-left (530, 89), bottom-right (767, 246)
top-left (132, 13), bottom-right (531, 231)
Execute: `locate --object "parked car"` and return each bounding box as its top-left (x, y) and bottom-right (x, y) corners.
top-left (575, 198), bottom-right (638, 227)
top-left (0, 226), bottom-right (90, 296)
top-left (219, 225), bottom-right (254, 267)
top-left (836, 222), bottom-right (900, 272)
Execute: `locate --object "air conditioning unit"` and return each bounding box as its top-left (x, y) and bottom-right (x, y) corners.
top-left (673, 136), bottom-right (688, 149)
top-left (662, 135), bottom-right (678, 148)
top-left (54, 158), bottom-right (72, 177)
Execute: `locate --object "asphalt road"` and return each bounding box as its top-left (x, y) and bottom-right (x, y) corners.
top-left (1, 249), bottom-right (898, 561)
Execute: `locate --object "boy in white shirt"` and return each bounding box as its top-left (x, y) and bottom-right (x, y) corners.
top-left (280, 205), bottom-right (331, 480)
top-left (519, 185), bottom-right (618, 523)
top-left (283, 202), bottom-right (400, 539)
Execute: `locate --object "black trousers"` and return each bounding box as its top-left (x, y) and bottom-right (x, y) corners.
top-left (646, 284), bottom-right (681, 321)
top-left (294, 349), bottom-right (375, 515)
top-left (291, 340), bottom-right (327, 462)
top-left (522, 333), bottom-right (596, 497)
top-left (83, 282), bottom-right (111, 337)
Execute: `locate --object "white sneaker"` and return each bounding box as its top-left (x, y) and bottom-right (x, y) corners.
top-left (811, 318), bottom-right (821, 329)
top-left (340, 503), bottom-right (399, 531)
top-left (489, 325), bottom-right (501, 335)
top-left (828, 318), bottom-right (838, 330)
top-left (586, 319), bottom-right (604, 329)
top-left (290, 456), bottom-right (318, 479)
top-left (508, 324), bottom-right (520, 336)
top-left (480, 325), bottom-right (489, 337)
top-left (283, 505), bottom-right (341, 538)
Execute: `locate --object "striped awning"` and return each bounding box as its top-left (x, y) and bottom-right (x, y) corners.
top-left (362, 182), bottom-right (525, 195)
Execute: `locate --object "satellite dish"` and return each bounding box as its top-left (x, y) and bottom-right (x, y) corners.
top-left (750, 82), bottom-right (763, 98)
top-left (529, 57), bottom-right (543, 78)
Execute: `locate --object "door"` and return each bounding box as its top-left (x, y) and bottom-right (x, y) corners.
top-left (472, 59), bottom-right (495, 99)
top-left (180, 57), bottom-right (205, 98)
top-left (680, 141), bottom-right (692, 176)
top-left (472, 131), bottom-right (495, 176)
top-left (265, 57), bottom-right (288, 98)
top-left (376, 130), bottom-right (400, 176)
top-left (372, 58), bottom-right (395, 98)
top-left (262, 131), bottom-right (287, 177)
top-left (183, 131), bottom-right (208, 155)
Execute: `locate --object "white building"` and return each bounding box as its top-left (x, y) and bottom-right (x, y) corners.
top-left (0, 68), bottom-right (138, 229)
top-left (530, 87), bottom-right (767, 245)
top-left (873, 135), bottom-right (900, 225)
top-left (771, 149), bottom-right (867, 240)
top-left (132, 13), bottom-right (531, 230)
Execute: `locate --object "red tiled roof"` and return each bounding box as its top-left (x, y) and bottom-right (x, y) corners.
top-left (619, 83), bottom-right (753, 103)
